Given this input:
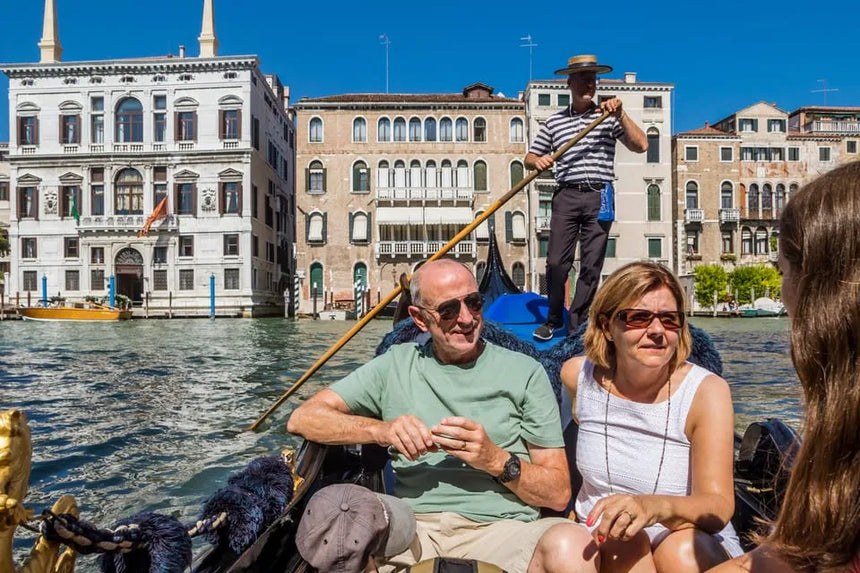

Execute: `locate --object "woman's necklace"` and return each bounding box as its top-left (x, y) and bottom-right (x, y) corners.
top-left (603, 373), bottom-right (671, 495)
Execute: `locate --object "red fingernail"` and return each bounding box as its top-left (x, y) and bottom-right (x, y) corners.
top-left (586, 517), bottom-right (593, 527)
top-left (597, 535), bottom-right (605, 543)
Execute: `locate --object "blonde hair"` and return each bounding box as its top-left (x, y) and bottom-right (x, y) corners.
top-left (584, 261), bottom-right (691, 372)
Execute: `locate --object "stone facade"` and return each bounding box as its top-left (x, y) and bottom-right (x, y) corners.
top-left (0, 143), bottom-right (9, 289)
top-left (523, 73), bottom-right (674, 294)
top-left (2, 3), bottom-right (296, 316)
top-left (293, 85), bottom-right (528, 314)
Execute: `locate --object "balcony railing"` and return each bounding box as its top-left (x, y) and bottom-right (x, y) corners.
top-left (719, 208), bottom-right (740, 224)
top-left (89, 144), bottom-right (105, 153)
top-left (63, 145), bottom-right (79, 154)
top-left (376, 240), bottom-right (476, 258)
top-left (535, 216), bottom-right (551, 232)
top-left (804, 120), bottom-right (860, 134)
top-left (684, 209), bottom-right (704, 224)
top-left (78, 215), bottom-right (178, 233)
top-left (376, 187), bottom-right (474, 202)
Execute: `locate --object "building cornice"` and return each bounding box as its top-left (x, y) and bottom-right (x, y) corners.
top-left (1, 55), bottom-right (259, 79)
top-left (294, 101), bottom-right (524, 112)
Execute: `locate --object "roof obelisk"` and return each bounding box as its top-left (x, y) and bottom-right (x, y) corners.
top-left (198, 0), bottom-right (219, 58)
top-left (38, 0), bottom-right (63, 63)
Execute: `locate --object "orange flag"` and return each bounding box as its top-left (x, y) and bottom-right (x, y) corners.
top-left (138, 197), bottom-right (169, 237)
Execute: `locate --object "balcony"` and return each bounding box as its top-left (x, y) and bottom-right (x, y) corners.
top-left (376, 240), bottom-right (476, 259)
top-left (719, 208), bottom-right (740, 224)
top-left (113, 143), bottom-right (145, 153)
top-left (684, 209), bottom-right (704, 224)
top-left (63, 145), bottom-right (79, 154)
top-left (20, 146), bottom-right (36, 155)
top-left (535, 216), bottom-right (551, 232)
top-left (89, 144), bottom-right (105, 153)
top-left (376, 187), bottom-right (473, 203)
top-left (78, 215), bottom-right (178, 233)
top-left (804, 120), bottom-right (860, 134)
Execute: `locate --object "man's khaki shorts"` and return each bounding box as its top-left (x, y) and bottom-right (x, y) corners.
top-left (378, 512), bottom-right (572, 573)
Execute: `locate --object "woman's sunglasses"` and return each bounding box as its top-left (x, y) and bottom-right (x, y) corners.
top-left (415, 292), bottom-right (484, 321)
top-left (613, 309), bottom-right (684, 331)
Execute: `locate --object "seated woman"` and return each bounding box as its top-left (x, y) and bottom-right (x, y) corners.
top-left (559, 261), bottom-right (741, 572)
top-left (711, 162), bottom-right (860, 572)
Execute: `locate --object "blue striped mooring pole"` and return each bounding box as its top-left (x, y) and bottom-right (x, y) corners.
top-left (210, 273), bottom-right (215, 319)
top-left (42, 274), bottom-right (48, 308)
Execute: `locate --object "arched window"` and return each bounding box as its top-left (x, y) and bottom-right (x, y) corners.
top-left (409, 160), bottom-right (422, 189)
top-left (789, 183), bottom-right (798, 202)
top-left (475, 261), bottom-right (487, 284)
top-left (473, 118), bottom-right (487, 142)
top-left (378, 118), bottom-right (391, 142)
top-left (353, 262), bottom-right (368, 288)
top-left (775, 184), bottom-right (786, 215)
top-left (424, 118), bottom-right (437, 141)
top-left (720, 181), bottom-right (734, 209)
top-left (306, 212), bottom-right (326, 244)
top-left (512, 262), bottom-right (525, 290)
top-left (309, 262), bottom-right (324, 296)
top-left (510, 118), bottom-right (524, 143)
top-left (115, 168), bottom-right (143, 215)
top-left (440, 118), bottom-right (453, 141)
top-left (741, 227), bottom-right (753, 254)
top-left (647, 184), bottom-right (661, 221)
top-left (308, 160), bottom-right (325, 193)
top-left (473, 160), bottom-right (487, 192)
top-left (352, 117), bottom-right (366, 142)
top-left (456, 160), bottom-right (470, 189)
top-left (685, 181), bottom-right (699, 209)
top-left (455, 118), bottom-right (469, 141)
top-left (409, 118), bottom-right (422, 141)
top-left (115, 97), bottom-right (143, 142)
top-left (646, 128), bottom-right (660, 163)
top-left (507, 211), bottom-right (527, 242)
top-left (761, 183), bottom-right (773, 213)
top-left (755, 227), bottom-right (768, 254)
top-left (393, 117), bottom-right (406, 141)
top-left (377, 160), bottom-right (390, 189)
top-left (510, 161), bottom-right (524, 187)
top-left (351, 212), bottom-right (369, 243)
top-left (352, 160), bottom-right (368, 193)
top-left (747, 183), bottom-right (760, 215)
top-left (309, 117), bottom-right (323, 142)
top-left (474, 210), bottom-right (489, 242)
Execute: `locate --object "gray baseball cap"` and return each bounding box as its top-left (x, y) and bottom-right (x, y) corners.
top-left (296, 484), bottom-right (417, 572)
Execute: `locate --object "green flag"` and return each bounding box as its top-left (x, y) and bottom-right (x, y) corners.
top-left (71, 193), bottom-right (80, 224)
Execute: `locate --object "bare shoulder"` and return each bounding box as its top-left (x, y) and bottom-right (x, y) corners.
top-left (687, 369), bottom-right (734, 437)
top-left (560, 355), bottom-right (587, 392)
top-left (694, 371), bottom-right (733, 404)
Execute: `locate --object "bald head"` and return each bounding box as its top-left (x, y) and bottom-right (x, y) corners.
top-left (410, 259), bottom-right (476, 307)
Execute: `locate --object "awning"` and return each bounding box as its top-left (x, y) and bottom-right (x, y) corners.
top-left (376, 206), bottom-right (424, 225)
top-left (423, 207), bottom-right (474, 225)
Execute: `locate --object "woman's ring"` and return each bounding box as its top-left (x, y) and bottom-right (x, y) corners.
top-left (623, 511), bottom-right (636, 521)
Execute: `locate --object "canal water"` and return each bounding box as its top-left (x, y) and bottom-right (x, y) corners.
top-left (0, 316), bottom-right (799, 569)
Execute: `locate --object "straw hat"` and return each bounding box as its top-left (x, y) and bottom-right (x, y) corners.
top-left (554, 54), bottom-right (612, 76)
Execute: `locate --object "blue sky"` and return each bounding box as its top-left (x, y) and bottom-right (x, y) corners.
top-left (2, 0), bottom-right (859, 140)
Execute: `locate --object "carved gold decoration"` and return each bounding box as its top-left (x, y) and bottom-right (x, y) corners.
top-left (281, 447), bottom-right (304, 493)
top-left (1, 410), bottom-right (78, 573)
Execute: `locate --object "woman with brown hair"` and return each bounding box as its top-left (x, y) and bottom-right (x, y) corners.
top-left (559, 261), bottom-right (741, 572)
top-left (712, 162), bottom-right (860, 572)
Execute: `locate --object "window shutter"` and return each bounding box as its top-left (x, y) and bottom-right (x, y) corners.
top-left (193, 111), bottom-right (198, 140)
top-left (76, 186), bottom-right (82, 214)
top-left (34, 117), bottom-right (39, 145)
top-left (34, 189), bottom-right (39, 220)
top-left (174, 112), bottom-right (180, 141)
top-left (348, 212), bottom-right (354, 243)
top-left (752, 119), bottom-right (759, 132)
top-left (237, 110), bottom-right (243, 140)
top-left (366, 212), bottom-right (372, 243)
top-left (75, 115), bottom-right (81, 143)
top-left (322, 213), bottom-right (328, 244)
top-left (305, 168), bottom-right (310, 192)
top-left (237, 183), bottom-right (243, 216)
top-left (174, 184), bottom-right (180, 213)
top-left (59, 114), bottom-right (63, 143)
top-left (322, 169), bottom-right (327, 193)
top-left (505, 211), bottom-right (513, 243)
top-left (218, 110), bottom-right (225, 139)
top-left (192, 183), bottom-right (198, 215)
top-left (304, 213), bottom-right (310, 242)
top-left (16, 118), bottom-right (22, 145)
top-left (219, 183), bottom-right (225, 214)
top-left (16, 187), bottom-right (22, 217)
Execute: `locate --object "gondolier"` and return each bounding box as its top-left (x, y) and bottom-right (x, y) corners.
top-left (527, 54), bottom-right (647, 341)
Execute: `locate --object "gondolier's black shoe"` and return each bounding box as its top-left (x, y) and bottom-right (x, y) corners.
top-left (533, 322), bottom-right (560, 341)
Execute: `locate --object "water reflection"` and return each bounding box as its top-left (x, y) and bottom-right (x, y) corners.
top-left (0, 316), bottom-right (798, 570)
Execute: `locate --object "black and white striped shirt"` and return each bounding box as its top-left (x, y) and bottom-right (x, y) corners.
top-left (529, 105), bottom-right (625, 185)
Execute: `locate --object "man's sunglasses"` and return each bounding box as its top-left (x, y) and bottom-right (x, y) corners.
top-left (415, 292), bottom-right (484, 321)
top-left (613, 309), bottom-right (685, 331)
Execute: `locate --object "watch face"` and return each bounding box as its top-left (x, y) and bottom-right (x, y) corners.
top-left (500, 454), bottom-right (521, 482)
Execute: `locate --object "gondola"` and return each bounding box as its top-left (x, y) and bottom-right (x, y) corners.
top-left (189, 233), bottom-right (800, 573)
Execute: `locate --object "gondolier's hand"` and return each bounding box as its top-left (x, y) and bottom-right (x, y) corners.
top-left (599, 97), bottom-right (625, 119)
top-left (587, 494), bottom-right (657, 543)
top-left (430, 417), bottom-right (505, 475)
top-left (529, 155), bottom-right (554, 172)
top-left (374, 415), bottom-right (437, 461)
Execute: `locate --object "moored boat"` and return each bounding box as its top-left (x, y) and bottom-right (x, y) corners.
top-left (18, 301), bottom-right (132, 321)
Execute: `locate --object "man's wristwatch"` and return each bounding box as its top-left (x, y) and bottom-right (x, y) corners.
top-left (495, 452), bottom-right (522, 483)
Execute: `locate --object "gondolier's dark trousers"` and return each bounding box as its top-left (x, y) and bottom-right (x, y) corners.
top-left (545, 185), bottom-right (612, 333)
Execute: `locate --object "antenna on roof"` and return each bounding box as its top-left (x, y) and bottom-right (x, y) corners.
top-left (811, 79), bottom-right (838, 105)
top-left (519, 34), bottom-right (537, 81)
top-left (379, 34), bottom-right (391, 93)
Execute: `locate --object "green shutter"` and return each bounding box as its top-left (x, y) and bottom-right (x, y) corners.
top-left (304, 213), bottom-right (310, 242)
top-left (305, 168), bottom-right (310, 192)
top-left (366, 212), bottom-right (372, 243)
top-left (505, 211), bottom-right (513, 243)
top-left (348, 212), bottom-right (354, 244)
top-left (322, 169), bottom-right (327, 193)
top-left (322, 213), bottom-right (328, 244)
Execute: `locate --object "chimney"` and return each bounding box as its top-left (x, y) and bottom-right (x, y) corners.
top-left (179, 45), bottom-right (186, 58)
top-left (624, 72), bottom-right (636, 84)
top-left (198, 0), bottom-right (219, 58)
top-left (38, 0), bottom-right (63, 63)
top-left (705, 122), bottom-right (709, 128)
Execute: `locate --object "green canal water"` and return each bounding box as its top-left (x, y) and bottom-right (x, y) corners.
top-left (0, 316), bottom-right (799, 569)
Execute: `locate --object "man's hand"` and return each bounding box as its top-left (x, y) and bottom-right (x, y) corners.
top-left (525, 152), bottom-right (554, 172)
top-left (372, 415), bottom-right (437, 461)
top-left (599, 97), bottom-right (624, 119)
top-left (430, 417), bottom-right (506, 475)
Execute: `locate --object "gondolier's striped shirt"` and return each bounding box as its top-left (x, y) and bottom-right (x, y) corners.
top-left (529, 104), bottom-right (625, 186)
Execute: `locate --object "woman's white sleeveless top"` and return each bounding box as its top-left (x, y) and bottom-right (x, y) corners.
top-left (574, 359), bottom-right (742, 555)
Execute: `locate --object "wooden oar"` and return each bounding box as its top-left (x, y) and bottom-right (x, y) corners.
top-left (247, 110), bottom-right (612, 431)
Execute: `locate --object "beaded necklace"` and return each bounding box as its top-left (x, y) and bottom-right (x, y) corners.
top-left (603, 374), bottom-right (671, 495)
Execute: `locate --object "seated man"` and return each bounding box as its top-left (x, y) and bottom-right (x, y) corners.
top-left (287, 259), bottom-right (594, 572)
